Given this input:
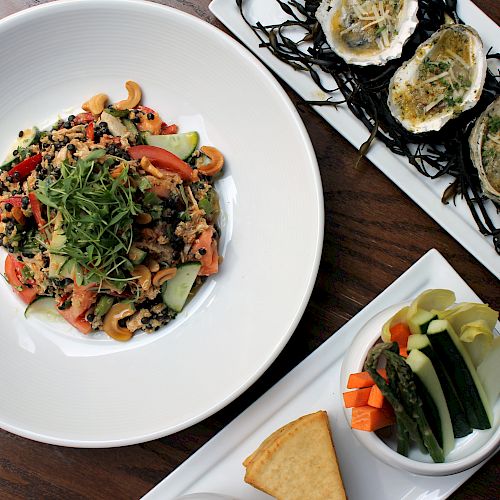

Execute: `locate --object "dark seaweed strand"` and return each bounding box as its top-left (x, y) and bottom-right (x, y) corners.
top-left (237, 0), bottom-right (500, 254)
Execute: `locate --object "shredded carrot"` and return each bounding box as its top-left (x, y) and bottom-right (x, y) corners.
top-left (347, 369), bottom-right (387, 389)
top-left (343, 387), bottom-right (371, 408)
top-left (399, 345), bottom-right (408, 358)
top-left (368, 384), bottom-right (385, 408)
top-left (351, 405), bottom-right (396, 432)
top-left (390, 322), bottom-right (411, 348)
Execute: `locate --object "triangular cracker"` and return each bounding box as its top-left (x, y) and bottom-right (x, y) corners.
top-left (243, 411), bottom-right (346, 500)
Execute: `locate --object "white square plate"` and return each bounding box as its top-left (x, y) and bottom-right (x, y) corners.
top-left (143, 249), bottom-right (497, 499)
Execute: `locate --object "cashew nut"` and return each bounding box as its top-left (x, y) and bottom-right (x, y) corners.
top-left (114, 80), bottom-right (142, 110)
top-left (140, 156), bottom-right (165, 178)
top-left (103, 303), bottom-right (135, 341)
top-left (147, 259), bottom-right (160, 273)
top-left (152, 267), bottom-right (177, 287)
top-left (197, 146), bottom-right (224, 176)
top-left (132, 265), bottom-right (151, 291)
top-left (136, 213), bottom-right (152, 224)
top-left (82, 93), bottom-right (108, 115)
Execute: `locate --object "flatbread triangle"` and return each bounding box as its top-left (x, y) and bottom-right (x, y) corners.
top-left (243, 410), bottom-right (346, 500)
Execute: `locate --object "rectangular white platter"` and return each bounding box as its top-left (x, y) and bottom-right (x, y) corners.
top-left (210, 0), bottom-right (500, 279)
top-left (143, 249), bottom-right (494, 499)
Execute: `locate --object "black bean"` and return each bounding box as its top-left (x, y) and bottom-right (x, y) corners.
top-left (67, 144), bottom-right (76, 152)
top-left (18, 130), bottom-right (24, 138)
top-left (141, 317), bottom-right (150, 325)
top-left (68, 115), bottom-right (75, 121)
top-left (6, 176), bottom-right (13, 183)
top-left (118, 318), bottom-right (127, 328)
top-left (147, 113), bottom-right (155, 120)
top-left (4, 203), bottom-right (12, 212)
top-left (17, 255), bottom-right (23, 261)
top-left (7, 246), bottom-right (14, 253)
top-left (63, 121), bottom-right (72, 129)
top-left (170, 235), bottom-right (184, 252)
top-left (86, 313), bottom-right (95, 322)
top-left (13, 171), bottom-right (20, 181)
top-left (11, 190), bottom-right (18, 196)
top-left (12, 150), bottom-right (19, 156)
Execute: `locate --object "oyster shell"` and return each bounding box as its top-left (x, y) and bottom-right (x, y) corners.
top-left (469, 97), bottom-right (500, 201)
top-left (387, 24), bottom-right (487, 134)
top-left (315, 0), bottom-right (419, 66)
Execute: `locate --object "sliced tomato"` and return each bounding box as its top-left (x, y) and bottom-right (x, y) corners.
top-left (8, 153), bottom-right (42, 181)
top-left (160, 123), bottom-right (178, 135)
top-left (73, 112), bottom-right (94, 124)
top-left (57, 284), bottom-right (96, 334)
top-left (28, 193), bottom-right (46, 228)
top-left (4, 254), bottom-right (37, 304)
top-left (1, 196), bottom-right (23, 207)
top-left (58, 308), bottom-right (92, 334)
top-left (128, 145), bottom-right (195, 181)
top-left (86, 122), bottom-right (95, 141)
top-left (191, 228), bottom-right (219, 276)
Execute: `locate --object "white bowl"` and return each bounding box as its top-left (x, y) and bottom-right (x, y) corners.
top-left (340, 304), bottom-right (500, 476)
top-left (0, 0), bottom-right (323, 446)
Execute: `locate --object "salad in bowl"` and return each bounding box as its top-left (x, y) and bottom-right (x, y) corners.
top-left (0, 81), bottom-right (222, 341)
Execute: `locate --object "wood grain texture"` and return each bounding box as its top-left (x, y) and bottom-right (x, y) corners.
top-left (0, 0), bottom-right (498, 499)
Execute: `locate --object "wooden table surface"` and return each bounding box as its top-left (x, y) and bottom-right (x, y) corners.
top-left (0, 0), bottom-right (498, 498)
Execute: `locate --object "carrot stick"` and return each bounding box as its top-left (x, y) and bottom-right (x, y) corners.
top-left (351, 405), bottom-right (396, 432)
top-left (368, 384), bottom-right (385, 408)
top-left (347, 369), bottom-right (387, 389)
top-left (390, 323), bottom-right (411, 347)
top-left (399, 345), bottom-right (408, 358)
top-left (343, 387), bottom-right (371, 408)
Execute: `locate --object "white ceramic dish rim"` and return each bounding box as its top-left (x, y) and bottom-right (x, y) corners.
top-left (0, 0), bottom-right (324, 447)
top-left (340, 303), bottom-right (500, 476)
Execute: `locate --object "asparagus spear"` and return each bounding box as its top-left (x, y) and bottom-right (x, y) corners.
top-left (386, 359), bottom-right (410, 456)
top-left (365, 342), bottom-right (445, 463)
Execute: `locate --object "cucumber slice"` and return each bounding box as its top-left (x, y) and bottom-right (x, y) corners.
top-left (427, 319), bottom-right (492, 429)
top-left (162, 262), bottom-right (201, 312)
top-left (144, 131), bottom-right (199, 160)
top-left (25, 297), bottom-right (60, 321)
top-left (409, 334), bottom-right (471, 438)
top-left (406, 349), bottom-right (455, 456)
top-left (128, 245), bottom-right (147, 265)
top-left (60, 259), bottom-right (84, 285)
top-left (1, 127), bottom-right (39, 170)
top-left (408, 309), bottom-right (438, 335)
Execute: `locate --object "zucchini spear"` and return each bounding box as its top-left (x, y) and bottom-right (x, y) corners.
top-left (365, 342), bottom-right (445, 463)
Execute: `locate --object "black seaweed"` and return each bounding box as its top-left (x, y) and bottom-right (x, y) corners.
top-left (237, 0), bottom-right (500, 254)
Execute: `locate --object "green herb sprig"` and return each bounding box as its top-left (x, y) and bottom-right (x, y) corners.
top-left (36, 151), bottom-right (142, 286)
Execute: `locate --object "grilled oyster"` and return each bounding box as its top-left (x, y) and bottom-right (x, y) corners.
top-left (469, 97), bottom-right (500, 201)
top-left (315, 0), bottom-right (419, 66)
top-left (387, 24), bottom-right (487, 134)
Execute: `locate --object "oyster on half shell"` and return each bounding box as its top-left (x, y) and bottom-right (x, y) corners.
top-left (387, 24), bottom-right (487, 134)
top-left (315, 0), bottom-right (419, 66)
top-left (469, 97), bottom-right (500, 202)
